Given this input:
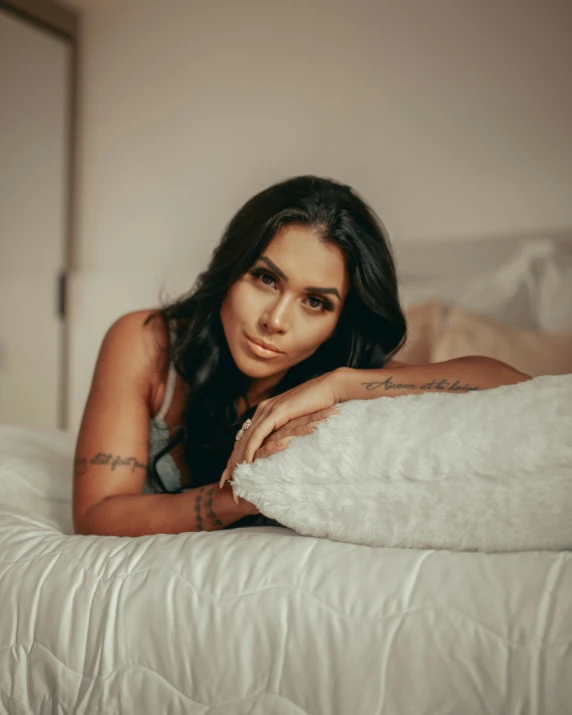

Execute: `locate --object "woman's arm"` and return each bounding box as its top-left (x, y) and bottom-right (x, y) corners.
top-left (76, 483), bottom-right (250, 536)
top-left (334, 356), bottom-right (531, 402)
top-left (73, 311), bottom-right (255, 537)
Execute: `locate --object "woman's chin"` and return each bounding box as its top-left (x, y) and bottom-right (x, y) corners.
top-left (230, 352), bottom-right (271, 377)
top-left (233, 354), bottom-right (291, 387)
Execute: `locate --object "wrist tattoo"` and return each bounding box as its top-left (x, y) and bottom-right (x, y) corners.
top-left (361, 375), bottom-right (480, 393)
top-left (193, 484), bottom-right (223, 531)
top-left (74, 453), bottom-right (147, 477)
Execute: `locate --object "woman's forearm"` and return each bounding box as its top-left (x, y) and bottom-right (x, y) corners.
top-left (75, 483), bottom-right (243, 537)
top-left (334, 356), bottom-right (531, 402)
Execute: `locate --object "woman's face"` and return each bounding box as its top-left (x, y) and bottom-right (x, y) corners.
top-left (220, 223), bottom-right (350, 402)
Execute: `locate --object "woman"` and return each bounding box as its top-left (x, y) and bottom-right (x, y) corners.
top-left (72, 175), bottom-right (529, 536)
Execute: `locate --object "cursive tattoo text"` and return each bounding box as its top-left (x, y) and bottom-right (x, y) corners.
top-left (361, 375), bottom-right (480, 393)
top-left (74, 452), bottom-right (147, 477)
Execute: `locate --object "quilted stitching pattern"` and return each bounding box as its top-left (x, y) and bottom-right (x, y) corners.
top-left (1, 426), bottom-right (571, 714)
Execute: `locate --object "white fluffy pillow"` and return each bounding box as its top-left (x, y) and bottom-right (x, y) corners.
top-left (232, 375), bottom-right (572, 552)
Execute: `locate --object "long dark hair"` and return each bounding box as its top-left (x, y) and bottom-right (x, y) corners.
top-left (144, 175), bottom-right (406, 492)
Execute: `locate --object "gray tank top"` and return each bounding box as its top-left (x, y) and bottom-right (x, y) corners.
top-left (144, 321), bottom-right (185, 494)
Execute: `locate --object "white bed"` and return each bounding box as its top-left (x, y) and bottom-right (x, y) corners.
top-left (1, 233), bottom-right (571, 714)
top-left (1, 425), bottom-right (571, 715)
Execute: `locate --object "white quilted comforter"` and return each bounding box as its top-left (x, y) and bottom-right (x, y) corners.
top-left (1, 425), bottom-right (571, 715)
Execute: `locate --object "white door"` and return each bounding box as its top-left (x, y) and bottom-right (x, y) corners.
top-left (0, 8), bottom-right (70, 428)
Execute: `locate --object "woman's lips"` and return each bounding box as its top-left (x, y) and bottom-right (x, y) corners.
top-left (245, 334), bottom-right (283, 358)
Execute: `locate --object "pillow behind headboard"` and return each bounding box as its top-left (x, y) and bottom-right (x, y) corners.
top-left (393, 233), bottom-right (572, 332)
top-left (432, 307), bottom-right (572, 377)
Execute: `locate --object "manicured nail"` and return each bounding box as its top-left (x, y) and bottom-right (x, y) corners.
top-left (233, 492), bottom-right (239, 506)
top-left (219, 472), bottom-right (226, 489)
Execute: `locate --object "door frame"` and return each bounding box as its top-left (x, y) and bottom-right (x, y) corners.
top-left (0, 0), bottom-right (79, 428)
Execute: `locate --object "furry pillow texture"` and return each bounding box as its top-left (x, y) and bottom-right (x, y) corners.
top-left (232, 375), bottom-right (572, 552)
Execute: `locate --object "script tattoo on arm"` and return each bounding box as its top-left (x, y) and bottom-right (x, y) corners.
top-left (73, 452), bottom-right (148, 477)
top-left (193, 484), bottom-right (223, 531)
top-left (361, 375), bottom-right (480, 393)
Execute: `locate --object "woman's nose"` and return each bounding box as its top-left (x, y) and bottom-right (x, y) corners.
top-left (261, 298), bottom-right (290, 332)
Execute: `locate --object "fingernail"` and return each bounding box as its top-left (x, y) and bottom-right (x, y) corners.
top-left (233, 492), bottom-right (239, 506)
top-left (219, 474), bottom-right (225, 489)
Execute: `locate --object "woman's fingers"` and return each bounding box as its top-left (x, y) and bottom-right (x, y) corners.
top-left (296, 407), bottom-right (339, 425)
top-left (271, 408), bottom-right (333, 436)
top-left (254, 438), bottom-right (291, 460)
top-left (261, 424), bottom-right (310, 447)
top-left (278, 422), bottom-right (316, 439)
top-left (258, 424), bottom-right (316, 457)
top-left (221, 406), bottom-right (340, 489)
top-left (228, 438), bottom-right (294, 505)
top-left (267, 408), bottom-right (339, 443)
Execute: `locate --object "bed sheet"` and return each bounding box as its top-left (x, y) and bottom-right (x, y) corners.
top-left (0, 425), bottom-right (571, 715)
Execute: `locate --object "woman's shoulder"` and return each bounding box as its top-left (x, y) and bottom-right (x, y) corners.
top-left (105, 308), bottom-right (170, 359)
top-left (103, 309), bottom-right (174, 407)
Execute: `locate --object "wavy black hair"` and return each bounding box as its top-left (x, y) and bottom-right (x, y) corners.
top-left (144, 175), bottom-right (406, 493)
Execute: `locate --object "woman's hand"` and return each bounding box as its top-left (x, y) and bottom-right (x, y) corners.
top-left (254, 406), bottom-right (339, 456)
top-left (221, 408), bottom-right (339, 513)
top-left (232, 486), bottom-right (261, 517)
top-left (219, 371), bottom-right (344, 502)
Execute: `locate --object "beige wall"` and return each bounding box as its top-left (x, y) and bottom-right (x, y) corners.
top-left (65, 0), bottom-right (572, 430)
top-left (73, 0), bottom-right (572, 272)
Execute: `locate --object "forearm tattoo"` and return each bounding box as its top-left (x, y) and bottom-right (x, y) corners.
top-left (75, 454), bottom-right (225, 532)
top-left (74, 452), bottom-right (147, 477)
top-left (193, 484), bottom-right (223, 531)
top-left (361, 375), bottom-right (480, 393)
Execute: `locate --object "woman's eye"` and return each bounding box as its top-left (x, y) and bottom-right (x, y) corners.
top-left (249, 268), bottom-right (276, 287)
top-left (260, 273), bottom-right (275, 286)
top-left (308, 296), bottom-right (325, 310)
top-left (250, 268), bottom-right (332, 312)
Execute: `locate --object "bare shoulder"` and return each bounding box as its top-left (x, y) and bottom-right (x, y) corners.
top-left (100, 309), bottom-right (171, 394)
top-left (73, 309), bottom-right (171, 528)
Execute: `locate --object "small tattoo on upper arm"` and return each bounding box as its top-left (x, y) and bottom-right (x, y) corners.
top-left (90, 452), bottom-right (148, 473)
top-left (74, 452), bottom-right (148, 477)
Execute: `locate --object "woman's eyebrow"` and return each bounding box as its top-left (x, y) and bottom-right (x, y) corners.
top-left (258, 256), bottom-right (341, 299)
